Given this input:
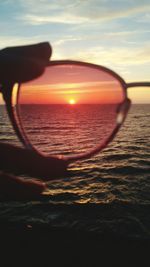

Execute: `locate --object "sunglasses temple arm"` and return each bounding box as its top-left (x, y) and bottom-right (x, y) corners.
top-left (127, 82), bottom-right (150, 88)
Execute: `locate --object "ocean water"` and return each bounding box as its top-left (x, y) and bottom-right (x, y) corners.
top-left (19, 104), bottom-right (119, 156)
top-left (0, 104), bottom-right (150, 239)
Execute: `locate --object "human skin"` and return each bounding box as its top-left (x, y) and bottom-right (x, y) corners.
top-left (0, 42), bottom-right (67, 200)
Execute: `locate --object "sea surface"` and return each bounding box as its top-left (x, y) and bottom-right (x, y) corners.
top-left (0, 104), bottom-right (150, 240)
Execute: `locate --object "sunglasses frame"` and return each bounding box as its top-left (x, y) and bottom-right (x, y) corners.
top-left (1, 60), bottom-right (150, 163)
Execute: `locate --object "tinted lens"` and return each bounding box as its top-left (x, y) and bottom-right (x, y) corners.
top-left (17, 63), bottom-right (125, 158)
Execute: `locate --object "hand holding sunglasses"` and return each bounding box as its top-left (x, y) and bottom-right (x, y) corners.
top-left (12, 61), bottom-right (140, 161)
top-left (0, 42), bottom-right (150, 182)
top-left (0, 42), bottom-right (65, 199)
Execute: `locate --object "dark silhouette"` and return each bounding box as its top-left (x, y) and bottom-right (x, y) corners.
top-left (0, 42), bottom-right (67, 199)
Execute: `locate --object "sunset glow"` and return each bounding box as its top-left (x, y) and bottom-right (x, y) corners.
top-left (69, 99), bottom-right (76, 105)
top-left (18, 64), bottom-right (125, 105)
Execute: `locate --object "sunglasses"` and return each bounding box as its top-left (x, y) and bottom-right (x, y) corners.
top-left (1, 60), bottom-right (150, 166)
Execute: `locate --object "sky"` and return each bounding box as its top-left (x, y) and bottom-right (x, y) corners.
top-left (0, 0), bottom-right (150, 103)
top-left (19, 64), bottom-right (124, 104)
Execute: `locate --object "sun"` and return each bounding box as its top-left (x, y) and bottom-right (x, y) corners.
top-left (69, 99), bottom-right (76, 105)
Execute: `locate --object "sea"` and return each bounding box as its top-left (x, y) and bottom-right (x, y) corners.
top-left (0, 104), bottom-right (150, 240)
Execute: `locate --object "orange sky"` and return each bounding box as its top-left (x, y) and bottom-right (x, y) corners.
top-left (19, 64), bottom-right (124, 104)
top-left (19, 82), bottom-right (123, 104)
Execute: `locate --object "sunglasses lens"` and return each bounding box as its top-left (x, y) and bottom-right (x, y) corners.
top-left (17, 63), bottom-right (125, 158)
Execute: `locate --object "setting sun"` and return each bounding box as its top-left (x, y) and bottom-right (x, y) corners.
top-left (69, 99), bottom-right (76, 105)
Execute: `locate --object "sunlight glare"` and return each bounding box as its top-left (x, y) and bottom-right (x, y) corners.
top-left (69, 99), bottom-right (76, 105)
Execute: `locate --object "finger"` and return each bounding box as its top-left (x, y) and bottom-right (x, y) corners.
top-left (1, 42), bottom-right (52, 63)
top-left (0, 56), bottom-right (46, 82)
top-left (0, 143), bottom-right (68, 180)
top-left (0, 172), bottom-right (46, 200)
top-left (0, 42), bottom-right (52, 82)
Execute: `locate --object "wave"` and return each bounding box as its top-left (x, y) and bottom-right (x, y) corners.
top-left (102, 166), bottom-right (150, 175)
top-left (0, 104), bottom-right (149, 239)
top-left (102, 153), bottom-right (133, 161)
top-left (1, 200), bottom-right (150, 239)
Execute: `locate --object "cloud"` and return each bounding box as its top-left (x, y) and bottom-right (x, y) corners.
top-left (19, 14), bottom-right (88, 25)
top-left (73, 45), bottom-right (150, 67)
top-left (53, 36), bottom-right (83, 46)
top-left (137, 13), bottom-right (150, 23)
top-left (17, 0), bottom-right (150, 25)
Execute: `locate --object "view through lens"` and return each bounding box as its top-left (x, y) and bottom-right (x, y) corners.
top-left (18, 63), bottom-right (124, 157)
